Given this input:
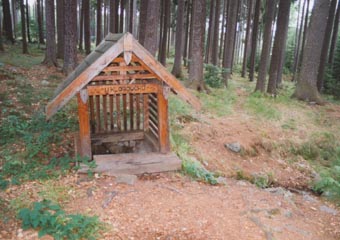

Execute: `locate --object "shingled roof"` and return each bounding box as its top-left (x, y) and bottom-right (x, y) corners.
top-left (46, 32), bottom-right (201, 119)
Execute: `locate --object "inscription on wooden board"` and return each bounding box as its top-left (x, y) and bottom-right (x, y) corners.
top-left (87, 83), bottom-right (160, 96)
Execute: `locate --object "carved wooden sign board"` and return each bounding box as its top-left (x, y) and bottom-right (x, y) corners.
top-left (46, 32), bottom-right (201, 175)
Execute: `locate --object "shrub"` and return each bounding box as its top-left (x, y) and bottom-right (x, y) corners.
top-left (18, 200), bottom-right (104, 240)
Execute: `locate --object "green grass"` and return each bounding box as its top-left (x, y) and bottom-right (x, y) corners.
top-left (198, 88), bottom-right (236, 117)
top-left (244, 92), bottom-right (282, 120)
top-left (0, 43), bottom-right (44, 68)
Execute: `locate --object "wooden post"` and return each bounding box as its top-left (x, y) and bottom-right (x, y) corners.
top-left (77, 89), bottom-right (92, 158)
top-left (157, 87), bottom-right (170, 153)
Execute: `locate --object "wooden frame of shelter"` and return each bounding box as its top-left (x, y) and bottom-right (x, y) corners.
top-left (46, 33), bottom-right (201, 174)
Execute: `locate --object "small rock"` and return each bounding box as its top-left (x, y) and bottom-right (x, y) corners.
top-left (41, 80), bottom-right (49, 85)
top-left (86, 188), bottom-right (94, 197)
top-left (236, 180), bottom-right (248, 186)
top-left (303, 193), bottom-right (316, 203)
top-left (319, 205), bottom-right (337, 215)
top-left (216, 176), bottom-right (227, 185)
top-left (224, 142), bottom-right (241, 153)
top-left (284, 210), bottom-right (293, 218)
top-left (115, 174), bottom-right (137, 185)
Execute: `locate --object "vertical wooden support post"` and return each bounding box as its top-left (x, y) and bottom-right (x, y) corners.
top-left (157, 87), bottom-right (170, 153)
top-left (77, 89), bottom-right (92, 158)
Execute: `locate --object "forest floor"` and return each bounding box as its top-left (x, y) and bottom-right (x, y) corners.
top-left (0, 45), bottom-right (340, 239)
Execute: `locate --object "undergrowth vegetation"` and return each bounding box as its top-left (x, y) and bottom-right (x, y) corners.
top-left (18, 200), bottom-right (104, 240)
top-left (290, 132), bottom-right (340, 200)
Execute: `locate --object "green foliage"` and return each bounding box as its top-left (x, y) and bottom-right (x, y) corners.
top-left (290, 132), bottom-right (340, 201)
top-left (170, 131), bottom-right (218, 185)
top-left (0, 154), bottom-right (96, 190)
top-left (244, 92), bottom-right (281, 120)
top-left (198, 88), bottom-right (236, 116)
top-left (0, 111), bottom-right (77, 157)
top-left (204, 64), bottom-right (227, 88)
top-left (182, 159), bottom-right (218, 185)
top-left (18, 200), bottom-right (103, 240)
top-left (253, 173), bottom-right (274, 189)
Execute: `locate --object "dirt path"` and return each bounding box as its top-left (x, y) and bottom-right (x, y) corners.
top-left (3, 174), bottom-right (339, 240)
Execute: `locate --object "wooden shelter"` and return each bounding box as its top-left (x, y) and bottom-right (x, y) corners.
top-left (46, 33), bottom-right (201, 174)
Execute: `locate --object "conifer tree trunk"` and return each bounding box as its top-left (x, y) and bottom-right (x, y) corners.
top-left (219, 0), bottom-right (227, 61)
top-left (292, 0), bottom-right (306, 82)
top-left (11, 0), bottom-right (17, 39)
top-left (292, 0), bottom-right (331, 103)
top-left (242, 0), bottom-right (254, 77)
top-left (328, 2), bottom-right (340, 65)
top-left (37, 0), bottom-right (45, 44)
top-left (183, 0), bottom-right (190, 66)
top-left (249, 0), bottom-right (260, 82)
top-left (96, 0), bottom-right (102, 45)
top-left (83, 0), bottom-right (91, 54)
top-left (138, 0), bottom-right (160, 56)
top-left (298, 0), bottom-right (310, 70)
top-left (79, 0), bottom-right (84, 50)
top-left (211, 0), bottom-right (221, 66)
top-left (43, 0), bottom-right (57, 66)
top-left (57, 0), bottom-right (64, 59)
top-left (172, 0), bottom-right (185, 77)
top-left (267, 0), bottom-right (291, 94)
top-left (255, 0), bottom-right (277, 92)
top-left (205, 0), bottom-right (215, 63)
top-left (20, 0), bottom-right (28, 54)
top-left (0, 9), bottom-right (4, 51)
top-left (2, 0), bottom-right (14, 43)
top-left (109, 0), bottom-right (117, 33)
top-left (317, 0), bottom-right (337, 91)
top-left (63, 0), bottom-right (78, 74)
top-left (119, 0), bottom-right (124, 33)
top-left (159, 0), bottom-right (170, 65)
top-left (26, 0), bottom-right (31, 43)
top-left (222, 0), bottom-right (238, 85)
top-left (188, 0), bottom-right (206, 91)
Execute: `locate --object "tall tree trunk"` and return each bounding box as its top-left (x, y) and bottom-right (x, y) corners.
top-left (96, 0), bottom-right (102, 45)
top-left (172, 0), bottom-right (185, 77)
top-left (292, 0), bottom-right (331, 104)
top-left (138, 0), bottom-right (160, 56)
top-left (219, 0), bottom-right (227, 62)
top-left (249, 0), bottom-right (260, 82)
top-left (0, 8), bottom-right (4, 51)
top-left (63, 0), bottom-right (78, 74)
top-left (119, 0), bottom-right (124, 33)
top-left (2, 0), bottom-right (14, 43)
top-left (241, 0), bottom-right (254, 77)
top-left (328, 1), bottom-right (340, 65)
top-left (26, 0), bottom-right (31, 43)
top-left (255, 0), bottom-right (277, 92)
top-left (103, 0), bottom-right (107, 36)
top-left (298, 0), bottom-right (310, 71)
top-left (43, 0), bottom-right (57, 66)
top-left (223, 0), bottom-right (238, 85)
top-left (79, 0), bottom-right (84, 50)
top-left (109, 0), bottom-right (117, 33)
top-left (188, 0), bottom-right (206, 91)
top-left (205, 0), bottom-right (215, 63)
top-left (20, 0), bottom-right (28, 53)
top-left (57, 0), bottom-right (64, 59)
top-left (11, 0), bottom-right (17, 39)
top-left (37, 0), bottom-right (45, 44)
top-left (183, 0), bottom-right (190, 66)
top-left (317, 0), bottom-right (337, 91)
top-left (159, 0), bottom-right (170, 65)
top-left (211, 0), bottom-right (221, 66)
top-left (139, 0), bottom-right (148, 43)
top-left (292, 0), bottom-right (306, 82)
top-left (129, 0), bottom-right (134, 33)
top-left (267, 0), bottom-right (291, 94)
top-left (83, 0), bottom-right (90, 54)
